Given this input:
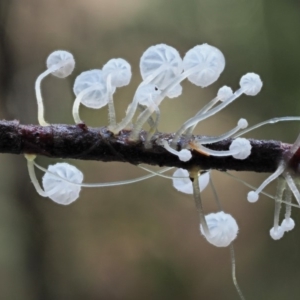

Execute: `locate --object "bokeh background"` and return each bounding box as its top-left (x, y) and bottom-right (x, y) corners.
top-left (0, 0), bottom-right (300, 299)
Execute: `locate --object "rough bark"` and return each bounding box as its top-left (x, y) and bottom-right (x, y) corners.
top-left (0, 120), bottom-right (291, 172)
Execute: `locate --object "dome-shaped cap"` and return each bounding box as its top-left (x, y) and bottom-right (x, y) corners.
top-left (217, 85), bottom-right (233, 101)
top-left (239, 73), bottom-right (263, 96)
top-left (46, 50), bottom-right (75, 78)
top-left (200, 211), bottom-right (238, 247)
top-left (73, 70), bottom-right (110, 109)
top-left (229, 138), bottom-right (252, 160)
top-left (42, 163), bottom-right (83, 205)
top-left (140, 44), bottom-right (183, 97)
top-left (183, 44), bottom-right (225, 87)
top-left (136, 84), bottom-right (161, 107)
top-left (172, 168), bottom-right (209, 194)
top-left (103, 58), bottom-right (132, 87)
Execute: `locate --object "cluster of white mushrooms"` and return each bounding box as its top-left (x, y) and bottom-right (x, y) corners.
top-left (27, 42), bottom-right (300, 299)
top-left (30, 43), bottom-right (262, 240)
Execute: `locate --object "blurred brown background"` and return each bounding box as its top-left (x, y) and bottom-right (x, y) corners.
top-left (1, 0), bottom-right (300, 299)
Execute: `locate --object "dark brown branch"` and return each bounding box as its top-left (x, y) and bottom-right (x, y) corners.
top-left (0, 120), bottom-right (291, 173)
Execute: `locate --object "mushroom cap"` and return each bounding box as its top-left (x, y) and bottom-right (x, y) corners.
top-left (103, 58), bottom-right (132, 87)
top-left (200, 211), bottom-right (239, 247)
top-left (270, 226), bottom-right (284, 240)
top-left (167, 84), bottom-right (183, 99)
top-left (229, 138), bottom-right (252, 160)
top-left (217, 85), bottom-right (233, 101)
top-left (239, 73), bottom-right (263, 96)
top-left (42, 163), bottom-right (83, 205)
top-left (247, 191), bottom-right (259, 203)
top-left (136, 84), bottom-right (161, 107)
top-left (46, 50), bottom-right (75, 78)
top-left (178, 149), bottom-right (192, 162)
top-left (281, 218), bottom-right (295, 232)
top-left (140, 44), bottom-right (183, 97)
top-left (73, 70), bottom-right (111, 109)
top-left (237, 118), bottom-right (248, 129)
top-left (183, 44), bottom-right (225, 87)
top-left (172, 168), bottom-right (209, 194)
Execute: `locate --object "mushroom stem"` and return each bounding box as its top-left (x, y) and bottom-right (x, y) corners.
top-left (161, 140), bottom-right (192, 162)
top-left (226, 171), bottom-right (300, 208)
top-left (195, 119), bottom-right (248, 145)
top-left (129, 98), bottom-right (158, 140)
top-left (72, 84), bottom-right (102, 124)
top-left (172, 88), bottom-right (245, 147)
top-left (190, 170), bottom-right (210, 237)
top-left (185, 96), bottom-right (220, 137)
top-left (108, 64), bottom-right (168, 134)
top-left (230, 244), bottom-right (246, 300)
top-left (273, 178), bottom-right (285, 230)
top-left (24, 154), bottom-right (47, 197)
top-left (280, 185), bottom-right (295, 232)
top-left (195, 138), bottom-right (252, 160)
top-left (284, 172), bottom-right (300, 205)
top-left (235, 116), bottom-right (300, 138)
top-left (33, 161), bottom-right (173, 187)
top-left (130, 64), bottom-right (208, 140)
top-left (247, 162), bottom-right (285, 202)
top-left (209, 174), bottom-right (222, 211)
top-left (35, 68), bottom-right (54, 126)
top-left (106, 74), bottom-right (117, 127)
top-left (145, 104), bottom-right (161, 148)
top-left (35, 59), bottom-right (73, 126)
top-left (108, 94), bottom-right (138, 134)
top-left (284, 185), bottom-right (292, 221)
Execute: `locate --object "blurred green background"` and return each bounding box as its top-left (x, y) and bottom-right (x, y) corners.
top-left (1, 0), bottom-right (300, 299)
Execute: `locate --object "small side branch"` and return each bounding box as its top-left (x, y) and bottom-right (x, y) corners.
top-left (0, 120), bottom-right (290, 172)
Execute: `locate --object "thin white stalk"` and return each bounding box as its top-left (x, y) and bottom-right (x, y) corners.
top-left (26, 159), bottom-right (47, 197)
top-left (130, 64), bottom-right (208, 140)
top-left (209, 173), bottom-right (222, 211)
top-left (72, 84), bottom-right (102, 124)
top-left (192, 143), bottom-right (240, 157)
top-left (209, 170), bottom-right (245, 300)
top-left (186, 97), bottom-right (219, 136)
top-left (234, 116), bottom-right (300, 138)
top-left (190, 170), bottom-right (210, 237)
top-left (137, 96), bottom-right (161, 146)
top-left (195, 97), bottom-right (220, 117)
top-left (273, 178), bottom-right (285, 230)
top-left (35, 60), bottom-right (71, 126)
top-left (225, 171), bottom-right (300, 208)
top-left (108, 94), bottom-right (139, 134)
top-left (230, 244), bottom-right (246, 300)
top-left (145, 105), bottom-right (161, 147)
top-left (289, 133), bottom-right (300, 156)
top-left (284, 172), bottom-right (300, 205)
top-left (129, 101), bottom-right (157, 140)
top-left (142, 64), bottom-right (169, 85)
top-left (106, 74), bottom-right (117, 127)
top-left (160, 140), bottom-right (192, 162)
top-left (172, 88), bottom-right (245, 147)
top-left (158, 64), bottom-right (212, 104)
top-left (284, 186), bottom-right (292, 220)
top-left (35, 68), bottom-right (54, 126)
top-left (250, 162), bottom-right (285, 196)
top-left (137, 104), bottom-right (155, 128)
top-left (195, 121), bottom-right (246, 144)
top-left (161, 140), bottom-right (181, 156)
top-left (33, 161), bottom-right (173, 187)
top-left (225, 172), bottom-right (274, 199)
top-left (108, 64), bottom-right (167, 134)
top-left (138, 165), bottom-right (179, 180)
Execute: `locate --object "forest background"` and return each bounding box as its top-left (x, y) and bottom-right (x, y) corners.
top-left (0, 1), bottom-right (299, 299)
